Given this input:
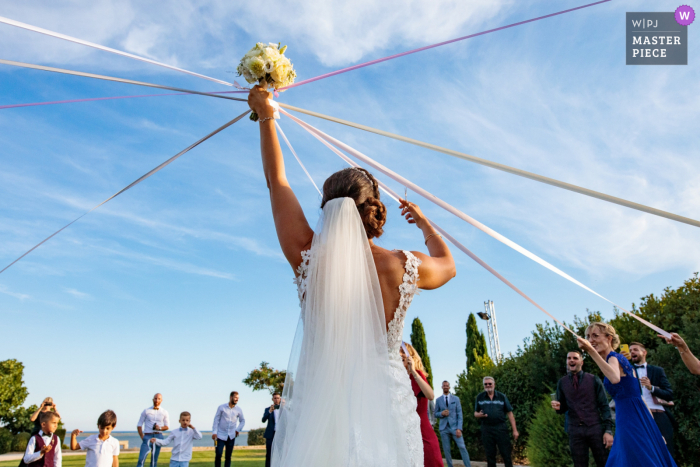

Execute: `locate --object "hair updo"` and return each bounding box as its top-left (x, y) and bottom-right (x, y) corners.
top-left (321, 167), bottom-right (387, 239)
top-left (585, 322), bottom-right (621, 350)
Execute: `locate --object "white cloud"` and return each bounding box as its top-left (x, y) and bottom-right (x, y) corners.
top-left (422, 55), bottom-right (700, 278)
top-left (0, 284), bottom-right (31, 300)
top-left (0, 0), bottom-right (512, 74)
top-left (65, 288), bottom-right (91, 299)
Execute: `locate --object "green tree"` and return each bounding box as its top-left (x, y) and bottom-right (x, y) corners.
top-left (526, 397), bottom-right (572, 467)
top-left (2, 405), bottom-right (38, 434)
top-left (410, 317), bottom-right (434, 386)
top-left (466, 313), bottom-right (489, 369)
top-left (0, 360), bottom-right (29, 423)
top-left (242, 362), bottom-right (286, 394)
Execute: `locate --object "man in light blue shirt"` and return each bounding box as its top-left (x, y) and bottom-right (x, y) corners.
top-left (212, 391), bottom-right (245, 467)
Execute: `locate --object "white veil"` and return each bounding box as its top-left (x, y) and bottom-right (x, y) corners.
top-left (271, 197), bottom-right (409, 467)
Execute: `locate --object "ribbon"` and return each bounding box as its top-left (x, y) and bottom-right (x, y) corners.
top-left (281, 110), bottom-right (671, 338)
top-left (281, 0), bottom-right (611, 90)
top-left (0, 59), bottom-right (247, 103)
top-left (0, 90), bottom-right (248, 110)
top-left (277, 103), bottom-right (700, 230)
top-left (283, 118), bottom-right (579, 336)
top-left (274, 122), bottom-right (321, 196)
top-left (0, 15), bottom-right (232, 86)
top-left (0, 110), bottom-right (250, 275)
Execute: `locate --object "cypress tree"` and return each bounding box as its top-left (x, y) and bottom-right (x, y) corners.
top-left (466, 312), bottom-right (489, 369)
top-left (410, 317), bottom-right (434, 386)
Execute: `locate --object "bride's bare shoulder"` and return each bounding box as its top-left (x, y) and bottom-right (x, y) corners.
top-left (372, 247), bottom-right (410, 275)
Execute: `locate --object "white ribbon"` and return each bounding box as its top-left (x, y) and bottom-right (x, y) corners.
top-left (0, 15), bottom-right (232, 86)
top-left (280, 110), bottom-right (670, 338)
top-left (275, 122), bottom-right (321, 196)
top-left (0, 111), bottom-right (250, 274)
top-left (283, 119), bottom-right (579, 336)
top-left (268, 99), bottom-right (281, 120)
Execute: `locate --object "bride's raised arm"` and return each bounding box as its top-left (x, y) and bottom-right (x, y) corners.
top-left (399, 199), bottom-right (456, 289)
top-left (249, 86), bottom-right (314, 271)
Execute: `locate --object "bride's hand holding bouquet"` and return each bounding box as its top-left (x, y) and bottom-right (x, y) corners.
top-left (238, 42), bottom-right (296, 121)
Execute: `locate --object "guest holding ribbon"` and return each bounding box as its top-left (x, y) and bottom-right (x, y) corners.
top-left (658, 332), bottom-right (700, 375)
top-left (150, 412), bottom-right (202, 467)
top-left (401, 343), bottom-right (445, 467)
top-left (136, 393), bottom-right (170, 467)
top-left (577, 322), bottom-right (677, 467)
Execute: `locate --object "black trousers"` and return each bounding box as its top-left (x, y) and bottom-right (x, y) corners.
top-left (652, 411), bottom-right (674, 457)
top-left (214, 437), bottom-right (236, 467)
top-left (265, 434), bottom-right (275, 467)
top-left (481, 423), bottom-right (513, 467)
top-left (568, 423), bottom-right (608, 467)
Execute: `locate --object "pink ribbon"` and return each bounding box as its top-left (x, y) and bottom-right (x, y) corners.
top-left (281, 0), bottom-right (611, 90)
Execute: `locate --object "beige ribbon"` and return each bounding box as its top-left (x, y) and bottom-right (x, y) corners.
top-left (0, 111), bottom-right (250, 275)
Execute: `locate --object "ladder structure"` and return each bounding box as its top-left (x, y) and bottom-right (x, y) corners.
top-left (482, 300), bottom-right (502, 362)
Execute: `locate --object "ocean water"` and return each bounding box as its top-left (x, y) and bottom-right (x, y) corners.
top-left (74, 431), bottom-right (250, 449)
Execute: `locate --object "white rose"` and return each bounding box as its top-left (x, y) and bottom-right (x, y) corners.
top-left (246, 56), bottom-right (266, 78)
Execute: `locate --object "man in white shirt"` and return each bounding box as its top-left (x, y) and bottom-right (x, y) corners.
top-left (136, 393), bottom-right (170, 467)
top-left (23, 412), bottom-right (62, 467)
top-left (212, 391), bottom-right (246, 467)
top-left (627, 342), bottom-right (676, 457)
top-left (151, 412), bottom-right (202, 467)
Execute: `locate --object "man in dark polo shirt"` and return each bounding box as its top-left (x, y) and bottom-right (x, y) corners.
top-left (474, 377), bottom-right (518, 467)
top-left (552, 350), bottom-right (613, 467)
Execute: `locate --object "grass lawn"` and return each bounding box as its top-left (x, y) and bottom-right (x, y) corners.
top-left (0, 451), bottom-right (266, 467)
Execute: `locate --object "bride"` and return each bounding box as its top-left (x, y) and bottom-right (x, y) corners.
top-left (248, 86), bottom-right (456, 466)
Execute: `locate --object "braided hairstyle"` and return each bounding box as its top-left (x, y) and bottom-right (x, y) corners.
top-left (321, 167), bottom-right (387, 239)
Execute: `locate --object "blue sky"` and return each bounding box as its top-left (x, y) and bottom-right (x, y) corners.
top-left (1, 0), bottom-right (698, 430)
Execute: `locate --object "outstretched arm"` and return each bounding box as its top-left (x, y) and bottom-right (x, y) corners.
top-left (399, 200), bottom-right (455, 289)
top-left (660, 333), bottom-right (700, 375)
top-left (578, 338), bottom-right (622, 384)
top-left (249, 86), bottom-right (314, 270)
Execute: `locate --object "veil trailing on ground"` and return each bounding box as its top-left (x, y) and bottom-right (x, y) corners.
top-left (271, 197), bottom-right (409, 467)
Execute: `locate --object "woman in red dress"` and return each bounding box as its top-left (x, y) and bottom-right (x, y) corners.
top-left (402, 343), bottom-right (444, 467)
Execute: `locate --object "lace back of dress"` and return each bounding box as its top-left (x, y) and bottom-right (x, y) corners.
top-left (387, 250), bottom-right (421, 353)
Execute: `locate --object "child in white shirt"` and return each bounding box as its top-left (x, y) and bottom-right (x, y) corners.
top-left (23, 412), bottom-right (62, 467)
top-left (70, 410), bottom-right (120, 467)
top-left (151, 412), bottom-right (202, 467)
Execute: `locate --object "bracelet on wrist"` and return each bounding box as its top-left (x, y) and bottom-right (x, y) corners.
top-left (258, 116), bottom-right (275, 124)
top-left (424, 233), bottom-right (442, 245)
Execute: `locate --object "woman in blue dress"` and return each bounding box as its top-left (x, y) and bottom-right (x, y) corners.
top-left (577, 322), bottom-right (676, 467)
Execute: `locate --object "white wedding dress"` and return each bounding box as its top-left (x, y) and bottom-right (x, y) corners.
top-left (271, 197), bottom-right (423, 467)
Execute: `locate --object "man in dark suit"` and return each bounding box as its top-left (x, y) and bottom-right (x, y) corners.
top-left (627, 342), bottom-right (675, 457)
top-left (262, 392), bottom-right (281, 467)
top-left (552, 350), bottom-right (613, 467)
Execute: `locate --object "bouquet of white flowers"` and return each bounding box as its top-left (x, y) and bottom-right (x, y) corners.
top-left (237, 42), bottom-right (296, 121)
